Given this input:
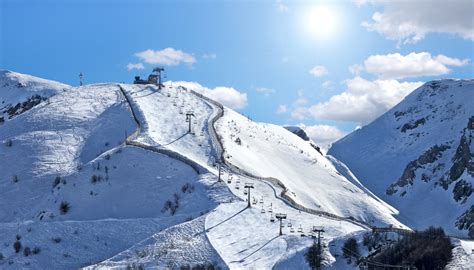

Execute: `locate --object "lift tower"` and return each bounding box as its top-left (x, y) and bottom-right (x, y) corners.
top-left (185, 111), bottom-right (195, 134)
top-left (244, 183), bottom-right (255, 208)
top-left (311, 226), bottom-right (325, 270)
top-left (275, 213), bottom-right (287, 236)
top-left (153, 67), bottom-right (165, 89)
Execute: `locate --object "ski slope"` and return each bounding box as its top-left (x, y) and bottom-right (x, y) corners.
top-left (216, 108), bottom-right (403, 227)
top-left (6, 70), bottom-right (470, 269)
top-left (0, 72), bottom-right (231, 269)
top-left (105, 82), bottom-right (408, 269)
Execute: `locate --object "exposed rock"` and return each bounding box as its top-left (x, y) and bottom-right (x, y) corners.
top-left (453, 180), bottom-right (473, 203)
top-left (456, 205), bottom-right (474, 238)
top-left (386, 144), bottom-right (450, 195)
top-left (401, 118), bottom-right (426, 133)
top-left (310, 142), bottom-right (323, 155)
top-left (450, 136), bottom-right (471, 180)
top-left (284, 126), bottom-right (310, 141)
top-left (468, 116), bottom-right (474, 130)
top-left (3, 94), bottom-right (46, 119)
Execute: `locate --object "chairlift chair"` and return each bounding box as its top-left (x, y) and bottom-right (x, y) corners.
top-left (270, 214), bottom-right (275, 222)
top-left (298, 225), bottom-right (303, 233)
top-left (288, 220), bottom-right (292, 227)
top-left (268, 205), bottom-right (273, 213)
top-left (259, 197), bottom-right (264, 204)
top-left (235, 184), bottom-right (240, 190)
top-left (290, 227), bottom-right (295, 233)
top-left (243, 189), bottom-right (248, 195)
top-left (261, 206), bottom-right (266, 214)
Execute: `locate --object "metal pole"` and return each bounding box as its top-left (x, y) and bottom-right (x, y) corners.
top-left (188, 118), bottom-right (192, 133)
top-left (279, 218), bottom-right (283, 236)
top-left (247, 187), bottom-right (251, 208)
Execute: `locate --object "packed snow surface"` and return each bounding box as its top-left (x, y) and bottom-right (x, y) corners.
top-left (216, 108), bottom-right (403, 227)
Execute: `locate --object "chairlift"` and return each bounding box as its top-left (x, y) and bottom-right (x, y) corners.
top-left (268, 205), bottom-right (273, 213)
top-left (270, 214), bottom-right (275, 222)
top-left (243, 189), bottom-right (248, 195)
top-left (261, 206), bottom-right (266, 214)
top-left (288, 220), bottom-right (292, 227)
top-left (290, 227), bottom-right (295, 233)
top-left (252, 198), bottom-right (257, 205)
top-left (259, 197), bottom-right (264, 204)
top-left (297, 224), bottom-right (303, 233)
top-left (235, 184), bottom-right (240, 190)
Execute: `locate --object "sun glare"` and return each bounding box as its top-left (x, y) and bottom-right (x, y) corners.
top-left (304, 6), bottom-right (338, 39)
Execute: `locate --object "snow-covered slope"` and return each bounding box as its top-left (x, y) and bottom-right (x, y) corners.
top-left (0, 70), bottom-right (70, 123)
top-left (329, 79), bottom-right (474, 237)
top-left (0, 76), bottom-right (229, 269)
top-left (216, 108), bottom-right (402, 227)
top-left (0, 70), bottom-right (414, 269)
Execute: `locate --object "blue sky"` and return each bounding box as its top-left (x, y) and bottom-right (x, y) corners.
top-left (1, 0), bottom-right (473, 146)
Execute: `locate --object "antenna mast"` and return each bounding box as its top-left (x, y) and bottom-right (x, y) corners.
top-left (79, 72), bottom-right (83, 86)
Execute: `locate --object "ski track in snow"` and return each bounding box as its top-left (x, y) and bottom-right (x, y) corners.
top-left (2, 71), bottom-right (472, 269)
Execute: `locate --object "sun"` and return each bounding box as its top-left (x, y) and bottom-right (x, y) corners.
top-left (304, 6), bottom-right (338, 39)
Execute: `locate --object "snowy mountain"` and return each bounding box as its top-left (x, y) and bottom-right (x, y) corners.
top-left (284, 126), bottom-right (311, 141)
top-left (0, 70), bottom-right (70, 124)
top-left (329, 79), bottom-right (474, 238)
top-left (3, 70), bottom-right (469, 269)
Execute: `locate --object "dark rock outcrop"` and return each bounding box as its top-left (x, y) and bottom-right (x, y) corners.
top-left (2, 94), bottom-right (46, 119)
top-left (456, 205), bottom-right (474, 238)
top-left (387, 144), bottom-right (450, 195)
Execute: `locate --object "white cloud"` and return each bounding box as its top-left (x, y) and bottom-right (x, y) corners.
top-left (276, 0), bottom-right (289, 12)
top-left (308, 76), bottom-right (423, 125)
top-left (255, 87), bottom-right (275, 96)
top-left (349, 64), bottom-right (364, 76)
top-left (435, 54), bottom-right (470, 66)
top-left (290, 90), bottom-right (310, 120)
top-left (358, 0), bottom-right (474, 44)
top-left (298, 124), bottom-right (347, 150)
top-left (293, 97), bottom-right (308, 107)
top-left (276, 105), bottom-right (288, 114)
top-left (364, 52), bottom-right (470, 79)
top-left (168, 81), bottom-right (247, 110)
top-left (202, 53), bottom-right (217, 60)
top-left (309, 65), bottom-right (329, 77)
top-left (135, 48), bottom-right (196, 66)
top-left (321, 80), bottom-right (333, 90)
top-left (291, 107), bottom-right (309, 120)
top-left (126, 63), bottom-right (145, 70)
